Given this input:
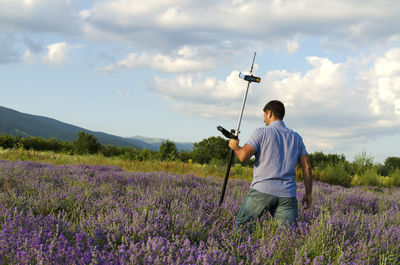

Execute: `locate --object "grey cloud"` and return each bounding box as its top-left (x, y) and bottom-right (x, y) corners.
top-left (0, 36), bottom-right (21, 64)
top-left (23, 37), bottom-right (44, 54)
top-left (80, 0), bottom-right (400, 53)
top-left (1, 0), bottom-right (399, 55)
top-left (0, 0), bottom-right (82, 35)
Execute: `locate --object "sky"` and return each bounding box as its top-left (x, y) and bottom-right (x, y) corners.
top-left (1, 0), bottom-right (400, 163)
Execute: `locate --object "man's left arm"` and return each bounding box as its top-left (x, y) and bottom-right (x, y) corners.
top-left (229, 139), bottom-right (256, 162)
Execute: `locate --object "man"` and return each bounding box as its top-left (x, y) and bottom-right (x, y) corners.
top-left (229, 100), bottom-right (312, 231)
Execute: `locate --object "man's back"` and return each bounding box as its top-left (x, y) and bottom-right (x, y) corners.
top-left (246, 120), bottom-right (307, 197)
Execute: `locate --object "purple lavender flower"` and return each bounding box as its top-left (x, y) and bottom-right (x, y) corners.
top-left (0, 160), bottom-right (399, 264)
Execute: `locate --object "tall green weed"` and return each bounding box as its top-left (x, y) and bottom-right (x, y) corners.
top-left (317, 161), bottom-right (352, 187)
top-left (389, 169), bottom-right (400, 187)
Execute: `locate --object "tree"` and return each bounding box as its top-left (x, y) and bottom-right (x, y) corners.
top-left (100, 145), bottom-right (122, 157)
top-left (73, 132), bottom-right (101, 155)
top-left (178, 150), bottom-right (192, 163)
top-left (0, 134), bottom-right (18, 149)
top-left (191, 136), bottom-right (229, 164)
top-left (381, 156), bottom-right (400, 176)
top-left (159, 140), bottom-right (178, 161)
top-left (308, 151), bottom-right (346, 168)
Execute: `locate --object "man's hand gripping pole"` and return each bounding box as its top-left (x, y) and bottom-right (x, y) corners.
top-left (217, 52), bottom-right (261, 206)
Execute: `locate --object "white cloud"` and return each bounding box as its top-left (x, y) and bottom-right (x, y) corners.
top-left (148, 56), bottom-right (351, 115)
top-left (116, 89), bottom-right (132, 100)
top-left (177, 45), bottom-right (196, 58)
top-left (147, 47), bottom-right (400, 152)
top-left (148, 70), bottom-right (245, 102)
top-left (102, 52), bottom-right (213, 73)
top-left (117, 89), bottom-right (123, 98)
top-left (363, 48), bottom-right (400, 116)
top-left (42, 41), bottom-right (83, 66)
top-left (374, 48), bottom-right (400, 76)
top-left (286, 39), bottom-right (299, 54)
top-left (22, 49), bottom-right (34, 64)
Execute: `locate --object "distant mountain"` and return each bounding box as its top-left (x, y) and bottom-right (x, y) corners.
top-left (0, 106), bottom-right (157, 150)
top-left (130, 135), bottom-right (194, 151)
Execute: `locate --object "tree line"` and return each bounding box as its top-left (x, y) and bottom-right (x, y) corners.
top-left (1, 132), bottom-right (400, 178)
top-left (0, 132), bottom-right (236, 165)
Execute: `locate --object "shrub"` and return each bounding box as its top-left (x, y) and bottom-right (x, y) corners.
top-left (319, 162), bottom-right (352, 187)
top-left (389, 169), bottom-right (400, 187)
top-left (363, 167), bottom-right (381, 187)
top-left (351, 167), bottom-right (383, 187)
top-left (350, 152), bottom-right (374, 176)
top-left (177, 150), bottom-right (192, 162)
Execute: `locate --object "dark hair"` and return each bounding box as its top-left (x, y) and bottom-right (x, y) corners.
top-left (263, 100), bottom-right (285, 120)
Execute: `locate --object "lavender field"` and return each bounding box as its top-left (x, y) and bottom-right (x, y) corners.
top-left (0, 160), bottom-right (399, 264)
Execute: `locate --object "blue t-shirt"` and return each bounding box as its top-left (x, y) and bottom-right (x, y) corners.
top-left (245, 120), bottom-right (307, 197)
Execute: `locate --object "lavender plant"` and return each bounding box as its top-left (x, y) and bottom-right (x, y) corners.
top-left (0, 160), bottom-right (399, 264)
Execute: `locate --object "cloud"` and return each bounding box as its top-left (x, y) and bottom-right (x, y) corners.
top-left (22, 49), bottom-right (35, 64)
top-left (363, 48), bottom-right (400, 116)
top-left (23, 37), bottom-right (43, 53)
top-left (147, 47), bottom-right (400, 152)
top-left (286, 39), bottom-right (299, 54)
top-left (79, 0), bottom-right (400, 52)
top-left (3, 0), bottom-right (399, 69)
top-left (117, 89), bottom-right (124, 98)
top-left (0, 1), bottom-right (81, 65)
top-left (0, 33), bottom-right (45, 65)
top-left (0, 35), bottom-right (21, 64)
top-left (102, 51), bottom-right (214, 73)
top-left (42, 41), bottom-right (83, 66)
top-left (148, 70), bottom-right (246, 103)
top-left (0, 0), bottom-right (81, 34)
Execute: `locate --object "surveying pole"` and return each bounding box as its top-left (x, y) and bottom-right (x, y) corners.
top-left (217, 52), bottom-right (261, 206)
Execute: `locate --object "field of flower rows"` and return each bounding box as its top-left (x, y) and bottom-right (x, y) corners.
top-left (0, 160), bottom-right (399, 264)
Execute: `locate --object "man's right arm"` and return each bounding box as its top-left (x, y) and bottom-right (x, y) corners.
top-left (299, 154), bottom-right (313, 209)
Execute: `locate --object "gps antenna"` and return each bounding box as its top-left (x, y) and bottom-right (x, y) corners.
top-left (217, 52), bottom-right (261, 206)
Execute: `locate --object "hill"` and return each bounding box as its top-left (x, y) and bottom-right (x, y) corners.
top-left (130, 135), bottom-right (194, 151)
top-left (0, 106), bottom-right (156, 150)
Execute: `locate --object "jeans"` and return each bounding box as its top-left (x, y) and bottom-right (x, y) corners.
top-left (235, 189), bottom-right (298, 232)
